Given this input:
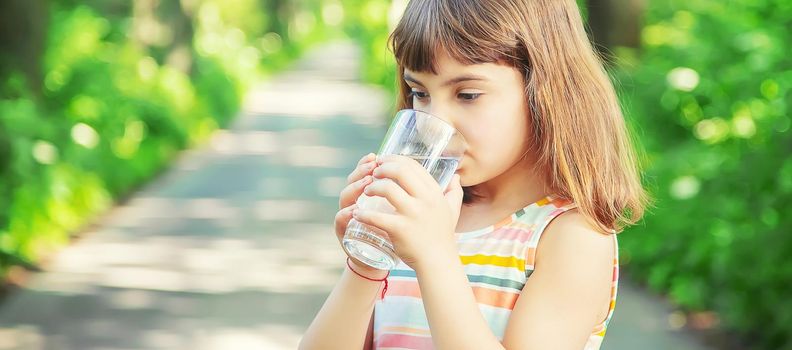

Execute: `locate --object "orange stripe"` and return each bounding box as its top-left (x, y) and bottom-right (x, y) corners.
top-left (550, 196), bottom-right (573, 207)
top-left (380, 326), bottom-right (432, 336)
top-left (524, 247), bottom-right (537, 266)
top-left (471, 285), bottom-right (520, 309)
top-left (493, 216), bottom-right (513, 229)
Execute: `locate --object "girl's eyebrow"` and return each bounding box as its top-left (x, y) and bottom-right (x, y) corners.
top-left (403, 72), bottom-right (488, 87)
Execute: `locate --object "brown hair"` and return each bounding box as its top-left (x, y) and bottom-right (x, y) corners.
top-left (388, 0), bottom-right (651, 233)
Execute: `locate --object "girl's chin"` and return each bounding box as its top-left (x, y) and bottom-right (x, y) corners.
top-left (458, 171), bottom-right (486, 189)
top-left (457, 171), bottom-right (472, 187)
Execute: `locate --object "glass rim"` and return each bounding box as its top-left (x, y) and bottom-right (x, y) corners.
top-left (398, 108), bottom-right (467, 146)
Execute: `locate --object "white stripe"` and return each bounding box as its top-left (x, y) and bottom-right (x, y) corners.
top-left (515, 207), bottom-right (553, 223)
top-left (387, 275), bottom-right (418, 282)
top-left (468, 281), bottom-right (523, 293)
top-left (477, 304), bottom-right (513, 339)
top-left (508, 220), bottom-right (536, 230)
top-left (375, 296), bottom-right (429, 329)
top-left (463, 264), bottom-right (526, 283)
top-left (458, 238), bottom-right (526, 256)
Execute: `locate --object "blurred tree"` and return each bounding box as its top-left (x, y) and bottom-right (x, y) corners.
top-left (264, 0), bottom-right (289, 35)
top-left (586, 0), bottom-right (645, 50)
top-left (157, 0), bottom-right (196, 74)
top-left (0, 0), bottom-right (48, 96)
top-left (131, 0), bottom-right (195, 74)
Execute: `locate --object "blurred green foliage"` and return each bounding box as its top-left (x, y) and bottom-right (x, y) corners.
top-left (341, 0), bottom-right (399, 109)
top-left (0, 0), bottom-right (333, 278)
top-left (616, 1), bottom-right (792, 349)
top-left (0, 2), bottom-right (241, 273)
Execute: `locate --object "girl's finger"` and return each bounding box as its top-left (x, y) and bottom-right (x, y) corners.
top-left (357, 152), bottom-right (376, 166)
top-left (334, 204), bottom-right (358, 238)
top-left (338, 175), bottom-right (373, 209)
top-left (346, 159), bottom-right (377, 184)
top-left (362, 178), bottom-right (414, 214)
top-left (371, 157), bottom-right (431, 197)
top-left (352, 209), bottom-right (403, 238)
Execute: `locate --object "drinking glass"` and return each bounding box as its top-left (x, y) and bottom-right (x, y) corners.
top-left (342, 109), bottom-right (466, 270)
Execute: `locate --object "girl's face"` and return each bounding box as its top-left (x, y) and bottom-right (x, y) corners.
top-left (404, 51), bottom-right (532, 187)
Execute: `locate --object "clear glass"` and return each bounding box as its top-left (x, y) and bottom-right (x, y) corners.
top-left (342, 109), bottom-right (467, 270)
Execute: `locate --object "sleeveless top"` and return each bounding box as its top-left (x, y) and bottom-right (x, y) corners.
top-left (372, 195), bottom-right (619, 350)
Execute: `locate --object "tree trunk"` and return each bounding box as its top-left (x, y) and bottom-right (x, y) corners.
top-left (132, 0), bottom-right (195, 74)
top-left (158, 0), bottom-right (195, 75)
top-left (586, 0), bottom-right (646, 51)
top-left (0, 0), bottom-right (48, 96)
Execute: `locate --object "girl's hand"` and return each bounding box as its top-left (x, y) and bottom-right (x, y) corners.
top-left (334, 153), bottom-right (388, 277)
top-left (352, 154), bottom-right (464, 270)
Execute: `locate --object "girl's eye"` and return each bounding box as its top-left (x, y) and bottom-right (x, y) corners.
top-left (458, 92), bottom-right (482, 101)
top-left (409, 90), bottom-right (429, 100)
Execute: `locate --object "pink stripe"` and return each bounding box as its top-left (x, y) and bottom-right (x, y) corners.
top-left (548, 208), bottom-right (566, 217)
top-left (377, 333), bottom-right (434, 349)
top-left (486, 226), bottom-right (535, 243)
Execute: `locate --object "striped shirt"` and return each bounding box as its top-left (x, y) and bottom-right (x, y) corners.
top-left (372, 195), bottom-right (619, 350)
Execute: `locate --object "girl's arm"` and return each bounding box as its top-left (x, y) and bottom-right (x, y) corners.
top-left (299, 260), bottom-right (387, 350)
top-left (414, 244), bottom-right (505, 349)
top-left (301, 153), bottom-right (384, 349)
top-left (414, 210), bottom-right (614, 350)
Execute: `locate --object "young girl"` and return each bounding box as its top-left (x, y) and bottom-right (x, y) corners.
top-left (301, 0), bottom-right (648, 349)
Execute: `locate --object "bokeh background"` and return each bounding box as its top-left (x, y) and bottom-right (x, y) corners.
top-left (0, 0), bottom-right (789, 349)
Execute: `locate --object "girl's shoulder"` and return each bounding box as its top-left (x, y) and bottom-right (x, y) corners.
top-left (535, 208), bottom-right (616, 272)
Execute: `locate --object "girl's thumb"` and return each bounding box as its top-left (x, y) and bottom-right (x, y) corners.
top-left (444, 174), bottom-right (463, 216)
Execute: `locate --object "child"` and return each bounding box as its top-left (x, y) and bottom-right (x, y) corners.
top-left (300, 0), bottom-right (649, 349)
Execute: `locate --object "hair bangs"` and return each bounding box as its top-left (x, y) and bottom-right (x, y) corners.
top-left (388, 0), bottom-right (521, 74)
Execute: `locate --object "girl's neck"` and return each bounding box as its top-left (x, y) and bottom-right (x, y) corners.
top-left (466, 155), bottom-right (549, 210)
top-left (455, 156), bottom-right (549, 233)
